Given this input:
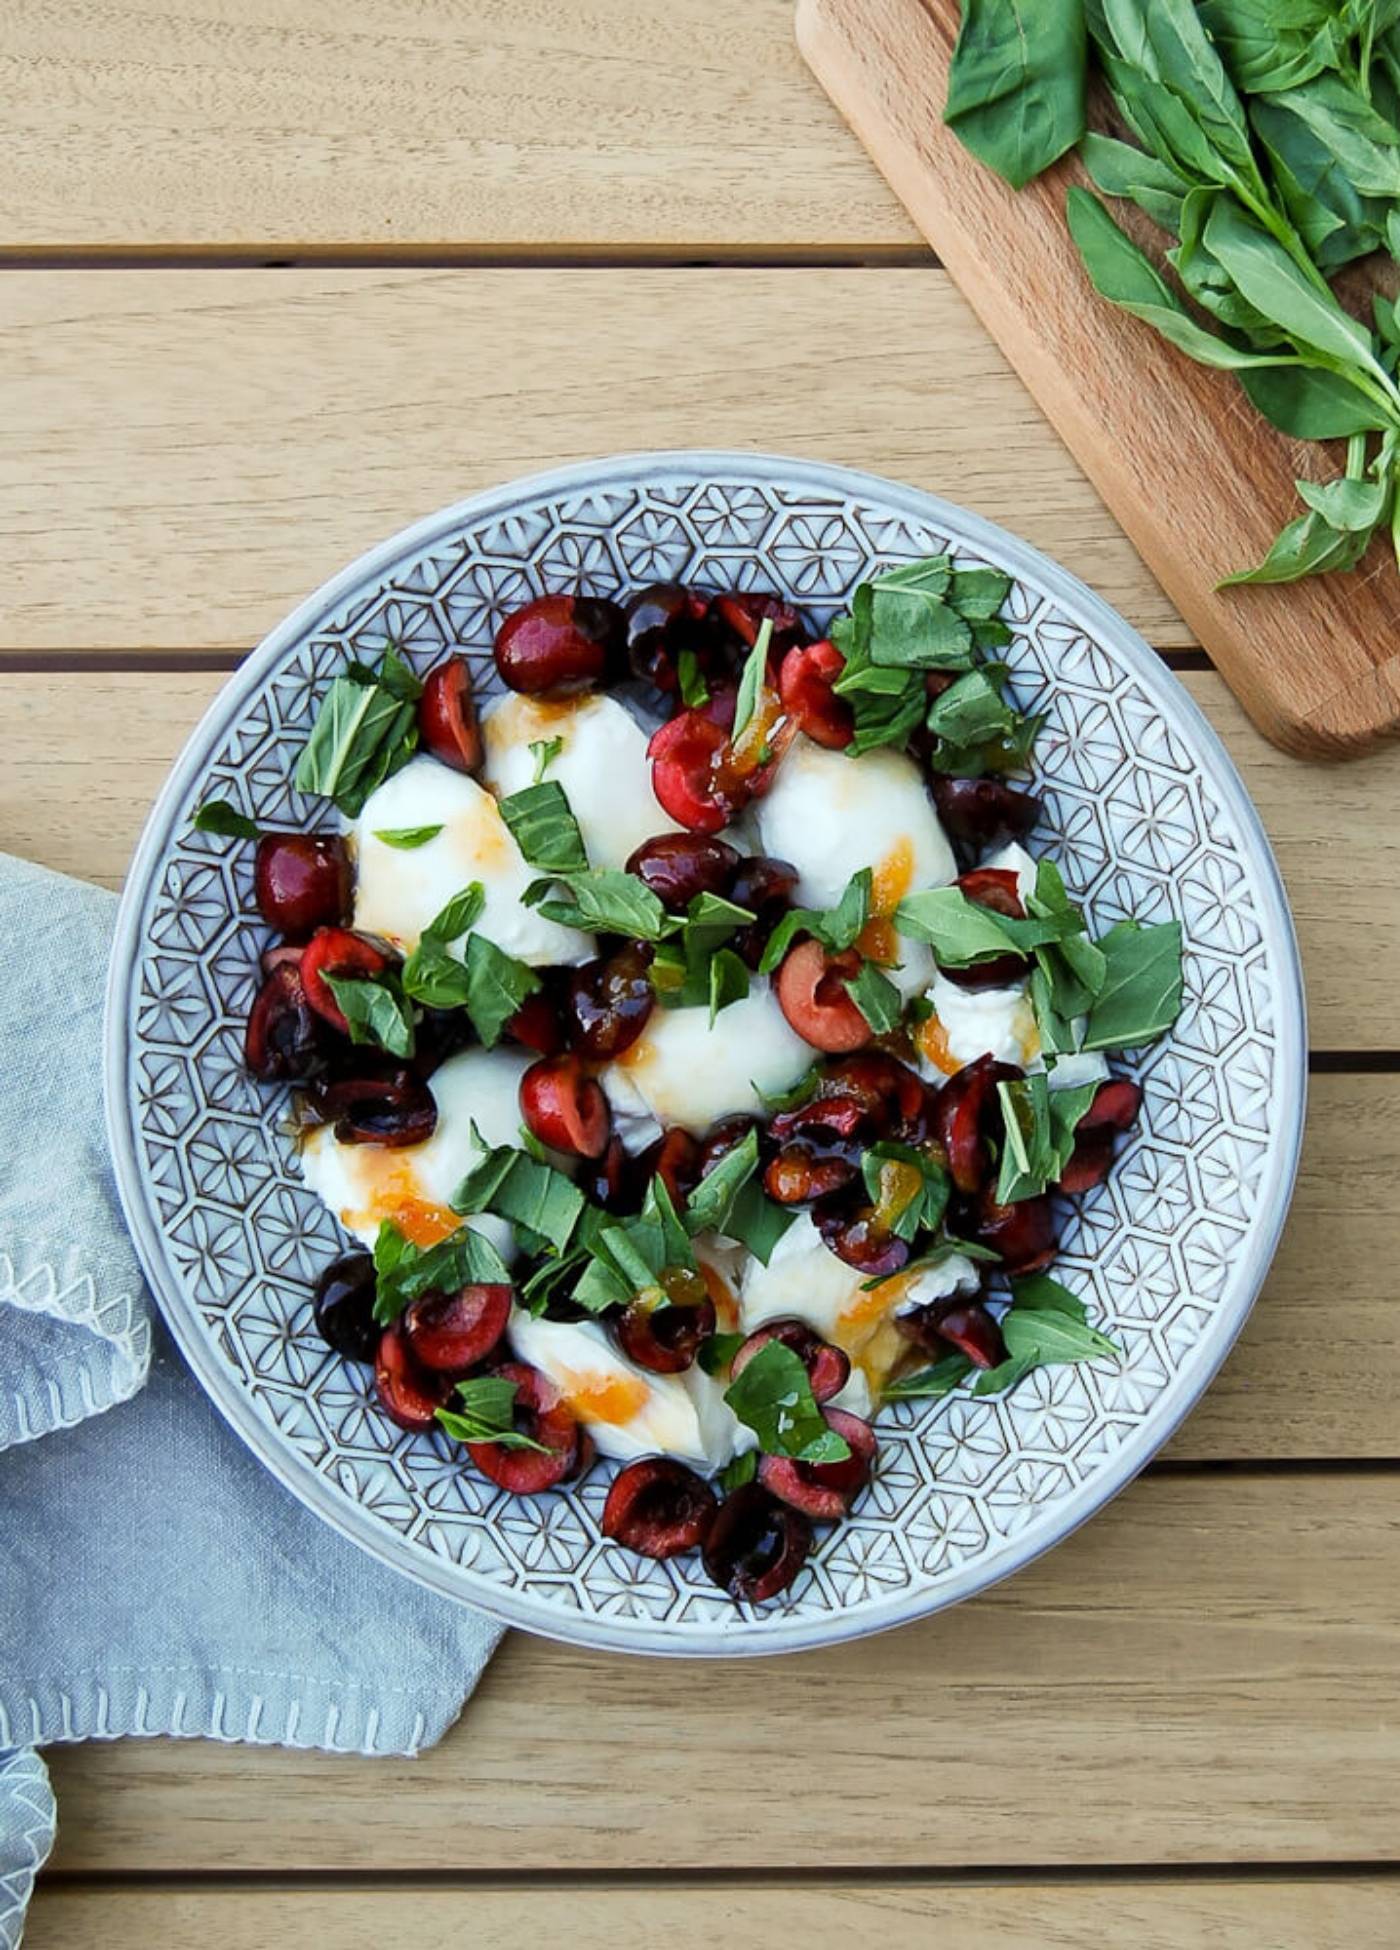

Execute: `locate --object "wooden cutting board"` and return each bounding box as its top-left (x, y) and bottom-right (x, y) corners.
top-left (797, 0), bottom-right (1400, 758)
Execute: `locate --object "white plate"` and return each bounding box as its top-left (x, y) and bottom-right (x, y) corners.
top-left (105, 452), bottom-right (1306, 1656)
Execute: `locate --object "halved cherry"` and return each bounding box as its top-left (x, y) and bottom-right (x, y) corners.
top-left (494, 594), bottom-right (623, 695)
top-left (626, 831), bottom-right (741, 910)
top-left (614, 1278), bottom-right (716, 1375)
top-left (901, 1296), bottom-right (1006, 1369)
top-left (310, 1068), bottom-right (438, 1147)
top-left (503, 986), bottom-right (566, 1057)
top-left (562, 945), bottom-right (655, 1060)
top-left (519, 1053), bottom-right (611, 1158)
top-left (764, 1140), bottom-right (860, 1204)
top-left (404, 1283), bottom-right (512, 1373)
top-left (254, 832), bottom-right (351, 940)
top-left (245, 962), bottom-right (329, 1081)
top-left (463, 1361), bottom-right (582, 1492)
top-left (647, 709), bottom-right (734, 834)
top-left (260, 941), bottom-right (307, 976)
top-left (312, 1251), bottom-right (380, 1362)
top-left (760, 1408), bottom-right (876, 1520)
top-left (730, 1320), bottom-right (850, 1405)
top-left (975, 1189), bottom-right (1058, 1274)
top-left (602, 1456), bottom-right (719, 1559)
top-left (957, 866), bottom-right (1025, 919)
top-left (703, 1482), bottom-right (812, 1603)
top-left (713, 589), bottom-right (807, 655)
top-left (623, 582), bottom-right (712, 690)
top-left (639, 1127), bottom-right (701, 1208)
top-left (813, 1195), bottom-right (911, 1278)
top-left (374, 1323), bottom-right (454, 1433)
top-left (775, 940), bottom-right (871, 1053)
top-left (1058, 1078), bottom-right (1142, 1194)
top-left (818, 1051), bottom-right (931, 1139)
top-left (779, 638), bottom-right (854, 749)
top-left (932, 1053), bottom-right (1021, 1196)
top-left (930, 775), bottom-right (1042, 849)
top-left (418, 655), bottom-right (483, 772)
top-left (300, 928), bottom-right (391, 1033)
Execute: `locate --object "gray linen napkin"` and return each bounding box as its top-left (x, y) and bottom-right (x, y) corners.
top-left (0, 854), bottom-right (502, 1947)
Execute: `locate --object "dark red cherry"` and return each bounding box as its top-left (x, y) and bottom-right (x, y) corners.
top-left (602, 1457), bottom-right (719, 1559)
top-left (418, 656), bottom-right (483, 772)
top-left (561, 945), bottom-right (655, 1060)
top-left (461, 1362), bottom-right (582, 1493)
top-left (494, 594), bottom-right (623, 695)
top-left (374, 1323), bottom-right (454, 1433)
top-left (254, 832), bottom-right (351, 941)
top-left (930, 775), bottom-right (1042, 849)
top-left (625, 832), bottom-right (741, 910)
top-left (312, 1251), bottom-right (379, 1362)
top-left (310, 1068), bottom-right (438, 1147)
top-left (702, 1483), bottom-right (812, 1603)
top-left (245, 962), bottom-right (329, 1081)
top-left (404, 1283), bottom-right (512, 1373)
top-left (759, 1408), bottom-right (876, 1520)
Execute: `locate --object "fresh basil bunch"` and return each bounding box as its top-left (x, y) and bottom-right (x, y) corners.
top-left (946, 0), bottom-right (1400, 585)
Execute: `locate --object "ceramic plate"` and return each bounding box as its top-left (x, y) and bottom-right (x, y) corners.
top-left (105, 453), bottom-right (1306, 1656)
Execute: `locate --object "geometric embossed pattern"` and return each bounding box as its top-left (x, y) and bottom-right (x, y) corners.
top-left (109, 456), bottom-right (1305, 1654)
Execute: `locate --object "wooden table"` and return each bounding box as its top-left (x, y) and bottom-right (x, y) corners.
top-left (6, 4), bottom-right (1400, 1943)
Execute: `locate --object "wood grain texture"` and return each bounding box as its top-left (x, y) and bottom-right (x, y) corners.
top-left (23, 1880), bottom-right (1400, 1949)
top-left (42, 1474), bottom-right (1400, 1870)
top-left (0, 268), bottom-right (1186, 652)
top-left (2, 0), bottom-right (917, 254)
top-left (6, 666), bottom-right (1396, 1053)
top-left (797, 0), bottom-right (1400, 758)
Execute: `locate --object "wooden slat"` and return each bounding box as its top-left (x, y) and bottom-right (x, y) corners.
top-left (2, 0), bottom-right (917, 256)
top-left (4, 665), bottom-right (1397, 1055)
top-left (43, 1474), bottom-right (1400, 1870)
top-left (0, 267), bottom-right (1187, 652)
top-left (24, 1879), bottom-right (1400, 1949)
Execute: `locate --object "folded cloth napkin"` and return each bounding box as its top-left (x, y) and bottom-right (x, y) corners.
top-left (0, 854), bottom-right (503, 1948)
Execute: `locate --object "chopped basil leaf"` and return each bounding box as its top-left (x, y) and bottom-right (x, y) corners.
top-left (452, 1142), bottom-right (585, 1248)
top-left (499, 780), bottom-right (588, 874)
top-left (868, 587), bottom-right (974, 669)
top-left (894, 886), bottom-right (1073, 964)
top-left (525, 869), bottom-right (675, 942)
top-left (971, 1352), bottom-right (1039, 1397)
top-left (436, 1376), bottom-right (548, 1453)
top-left (400, 936), bottom-right (472, 1010)
top-left (708, 945), bottom-right (751, 1023)
top-left (721, 1180), bottom-right (796, 1264)
top-left (844, 958), bottom-right (904, 1034)
top-left (644, 1173), bottom-right (696, 1272)
top-left (323, 970), bottom-right (415, 1059)
top-left (372, 1218), bottom-right (511, 1324)
top-left (723, 1339), bottom-right (850, 1463)
top-left (697, 1331), bottom-right (748, 1380)
top-left (732, 616), bottom-right (774, 741)
top-left (883, 1352), bottom-right (974, 1400)
top-left (294, 652), bottom-right (421, 817)
top-left (529, 736), bottom-right (564, 785)
top-left (192, 799), bottom-right (259, 840)
top-left (753, 1065), bottom-right (821, 1114)
top-left (422, 882), bottom-right (487, 945)
top-left (1001, 1286), bottom-right (1120, 1365)
top-left (995, 1073), bottom-right (1054, 1203)
top-left (1080, 921), bottom-right (1185, 1052)
top-left (758, 869), bottom-right (871, 974)
top-left (860, 1141), bottom-right (950, 1242)
top-left (677, 647), bottom-right (711, 708)
top-left (948, 565), bottom-right (1012, 619)
top-left (372, 823), bottom-right (444, 849)
top-left (718, 1449), bottom-right (759, 1491)
top-left (683, 1128), bottom-right (760, 1238)
top-left (462, 933), bottom-right (541, 1047)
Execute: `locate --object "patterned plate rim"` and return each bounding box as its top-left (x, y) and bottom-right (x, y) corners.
top-left (103, 451), bottom-right (1308, 1657)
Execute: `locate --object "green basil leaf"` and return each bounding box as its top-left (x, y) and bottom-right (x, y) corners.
top-left (1218, 507), bottom-right (1372, 585)
top-left (1066, 190), bottom-right (1307, 373)
top-left (732, 617), bottom-right (774, 741)
top-left (708, 945), bottom-right (751, 1023)
top-left (1257, 69), bottom-right (1400, 198)
top-left (452, 1142), bottom-right (585, 1248)
top-left (437, 1377), bottom-right (549, 1453)
top-left (718, 1449), bottom-right (760, 1491)
top-left (192, 799), bottom-right (259, 840)
top-left (571, 1256), bottom-right (633, 1316)
top-left (376, 647), bottom-right (423, 702)
top-left (677, 647), bottom-right (711, 709)
top-left (844, 959), bottom-right (904, 1035)
top-left (1116, 0), bottom-right (1258, 172)
top-left (883, 1352), bottom-right (975, 1400)
top-left (895, 886), bottom-right (1072, 963)
top-left (723, 1339), bottom-right (850, 1463)
top-left (1080, 920), bottom-right (1185, 1050)
top-left (498, 780), bottom-right (589, 874)
top-left (525, 869), bottom-right (675, 942)
top-left (372, 1219), bottom-right (511, 1324)
top-left (400, 935), bottom-right (473, 1010)
top-left (373, 823), bottom-right (444, 849)
top-left (422, 883), bottom-right (486, 945)
top-left (719, 1180), bottom-right (795, 1264)
top-left (1001, 1298), bottom-right (1120, 1364)
top-left (323, 971), bottom-right (415, 1059)
top-left (1295, 473), bottom-right (1390, 530)
top-left (529, 737), bottom-right (564, 784)
top-left (1080, 129), bottom-right (1189, 232)
top-left (1198, 2), bottom-right (1340, 96)
top-left (697, 1332), bottom-right (748, 1379)
top-left (995, 1072), bottom-right (1056, 1203)
top-left (294, 659), bottom-right (422, 818)
top-left (758, 870), bottom-right (872, 974)
top-left (683, 1128), bottom-right (761, 1237)
top-left (1202, 194), bottom-right (1389, 380)
top-left (947, 564), bottom-right (1013, 620)
top-left (971, 1351), bottom-right (1039, 1396)
top-left (1236, 363), bottom-right (1383, 439)
top-left (944, 0), bottom-right (1087, 190)
top-left (861, 1141), bottom-right (950, 1242)
top-left (462, 933), bottom-right (542, 1047)
top-left (868, 587), bottom-right (974, 669)
top-left (753, 1065), bottom-right (821, 1115)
